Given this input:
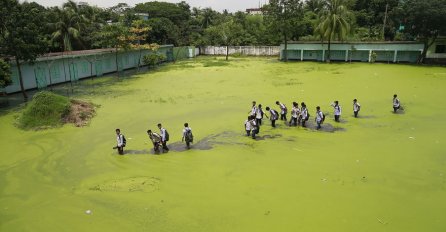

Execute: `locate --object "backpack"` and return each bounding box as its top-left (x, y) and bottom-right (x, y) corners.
top-left (122, 135), bottom-right (127, 147)
top-left (322, 113), bottom-right (326, 122)
top-left (164, 130), bottom-right (170, 141)
top-left (305, 112), bottom-right (310, 121)
top-left (185, 129), bottom-right (193, 142)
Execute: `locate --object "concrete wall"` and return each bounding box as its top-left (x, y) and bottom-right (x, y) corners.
top-left (200, 46), bottom-right (280, 56)
top-left (280, 42), bottom-right (424, 63)
top-left (4, 45), bottom-right (173, 94)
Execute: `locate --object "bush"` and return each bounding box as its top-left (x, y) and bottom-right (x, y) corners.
top-left (18, 91), bottom-right (71, 129)
top-left (0, 59), bottom-right (12, 89)
top-left (143, 53), bottom-right (167, 66)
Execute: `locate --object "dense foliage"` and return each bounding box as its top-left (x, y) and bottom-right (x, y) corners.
top-left (1, 0), bottom-right (445, 64)
top-left (0, 59), bottom-right (12, 89)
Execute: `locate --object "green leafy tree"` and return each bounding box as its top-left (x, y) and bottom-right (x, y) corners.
top-left (0, 0), bottom-right (47, 100)
top-left (49, 0), bottom-right (86, 51)
top-left (129, 20), bottom-right (159, 71)
top-left (263, 0), bottom-right (305, 61)
top-left (0, 59), bottom-right (12, 89)
top-left (402, 0), bottom-right (446, 63)
top-left (146, 18), bottom-right (181, 45)
top-left (315, 0), bottom-right (352, 62)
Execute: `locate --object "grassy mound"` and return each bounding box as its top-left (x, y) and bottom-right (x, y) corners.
top-left (18, 91), bottom-right (71, 129)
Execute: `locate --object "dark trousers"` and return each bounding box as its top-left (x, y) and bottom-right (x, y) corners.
top-left (393, 106), bottom-right (400, 113)
top-left (301, 119), bottom-right (307, 127)
top-left (256, 118), bottom-right (262, 126)
top-left (117, 146), bottom-right (124, 155)
top-left (153, 142), bottom-right (160, 152)
top-left (316, 121), bottom-right (322, 130)
top-left (271, 120), bottom-right (276, 127)
top-left (162, 141), bottom-right (169, 151)
top-left (289, 117), bottom-right (298, 126)
top-left (280, 113), bottom-right (287, 121)
top-left (251, 128), bottom-right (258, 139)
top-left (246, 130), bottom-right (251, 136)
top-left (354, 111), bottom-right (358, 118)
top-left (335, 115), bottom-right (340, 122)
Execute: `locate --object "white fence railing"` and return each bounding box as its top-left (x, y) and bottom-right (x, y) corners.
top-left (200, 46), bottom-right (280, 56)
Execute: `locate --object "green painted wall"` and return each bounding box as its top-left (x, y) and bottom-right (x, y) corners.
top-left (280, 42), bottom-right (424, 63)
top-left (4, 46), bottom-right (174, 94)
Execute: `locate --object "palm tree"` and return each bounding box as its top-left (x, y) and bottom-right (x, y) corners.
top-left (49, 1), bottom-right (86, 51)
top-left (315, 0), bottom-right (351, 63)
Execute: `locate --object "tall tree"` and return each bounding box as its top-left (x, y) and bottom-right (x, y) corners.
top-left (263, 0), bottom-right (304, 61)
top-left (315, 0), bottom-right (352, 62)
top-left (49, 0), bottom-right (86, 51)
top-left (0, 0), bottom-right (47, 99)
top-left (402, 0), bottom-right (446, 63)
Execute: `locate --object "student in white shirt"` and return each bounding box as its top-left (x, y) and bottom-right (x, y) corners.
top-left (315, 106), bottom-right (325, 130)
top-left (276, 101), bottom-right (288, 121)
top-left (244, 116), bottom-right (252, 136)
top-left (331, 100), bottom-right (342, 122)
top-left (182, 123), bottom-right (193, 149)
top-left (158, 123), bottom-right (169, 152)
top-left (393, 94), bottom-right (401, 113)
top-left (353, 99), bottom-right (361, 118)
top-left (113, 128), bottom-right (125, 155)
top-left (265, 106), bottom-right (279, 127)
top-left (249, 101), bottom-right (257, 117)
top-left (289, 102), bottom-right (300, 126)
top-left (147, 129), bottom-right (162, 153)
top-left (256, 104), bottom-right (264, 127)
top-left (249, 116), bottom-right (258, 139)
top-left (300, 102), bottom-right (309, 127)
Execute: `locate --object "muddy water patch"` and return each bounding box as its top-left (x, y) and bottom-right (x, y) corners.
top-left (89, 176), bottom-right (160, 193)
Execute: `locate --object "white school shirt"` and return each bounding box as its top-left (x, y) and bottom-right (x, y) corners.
top-left (291, 106), bottom-right (300, 118)
top-left (353, 102), bottom-right (361, 112)
top-left (279, 103), bottom-right (287, 114)
top-left (316, 111), bottom-right (324, 122)
top-left (150, 132), bottom-right (161, 143)
top-left (301, 107), bottom-right (308, 118)
top-left (251, 106), bottom-right (257, 116)
top-left (270, 109), bottom-right (278, 120)
top-left (256, 108), bottom-right (263, 119)
top-left (160, 128), bottom-right (167, 141)
top-left (250, 119), bottom-right (257, 129)
top-left (334, 105), bottom-right (342, 116)
top-left (183, 127), bottom-right (192, 137)
top-left (393, 98), bottom-right (400, 107)
top-left (245, 120), bottom-right (252, 131)
top-left (117, 134), bottom-right (124, 147)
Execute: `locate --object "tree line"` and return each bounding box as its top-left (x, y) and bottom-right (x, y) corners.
top-left (1, 0), bottom-right (446, 96)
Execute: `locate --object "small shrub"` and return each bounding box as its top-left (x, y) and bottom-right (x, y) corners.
top-left (18, 91), bottom-right (71, 129)
top-left (370, 51), bottom-right (377, 63)
top-left (143, 53), bottom-right (167, 66)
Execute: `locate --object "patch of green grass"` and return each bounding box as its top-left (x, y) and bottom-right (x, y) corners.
top-left (17, 91), bottom-right (70, 129)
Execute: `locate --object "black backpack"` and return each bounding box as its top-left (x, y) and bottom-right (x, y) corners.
top-left (164, 130), bottom-right (170, 141)
top-left (122, 135), bottom-right (127, 147)
top-left (185, 129), bottom-right (193, 142)
top-left (322, 113), bottom-right (326, 122)
top-left (306, 112), bottom-right (310, 121)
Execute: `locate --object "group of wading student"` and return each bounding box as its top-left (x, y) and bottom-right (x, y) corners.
top-left (245, 94), bottom-right (402, 139)
top-left (113, 123), bottom-right (194, 155)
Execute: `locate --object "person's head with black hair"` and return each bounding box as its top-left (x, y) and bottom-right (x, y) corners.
top-left (184, 123), bottom-right (189, 127)
top-left (266, 106), bottom-right (270, 111)
top-left (116, 129), bottom-right (120, 135)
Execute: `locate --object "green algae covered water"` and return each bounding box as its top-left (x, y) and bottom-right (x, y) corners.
top-left (1, 57), bottom-right (446, 231)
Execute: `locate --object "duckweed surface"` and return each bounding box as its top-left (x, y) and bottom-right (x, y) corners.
top-left (1, 57), bottom-right (446, 232)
